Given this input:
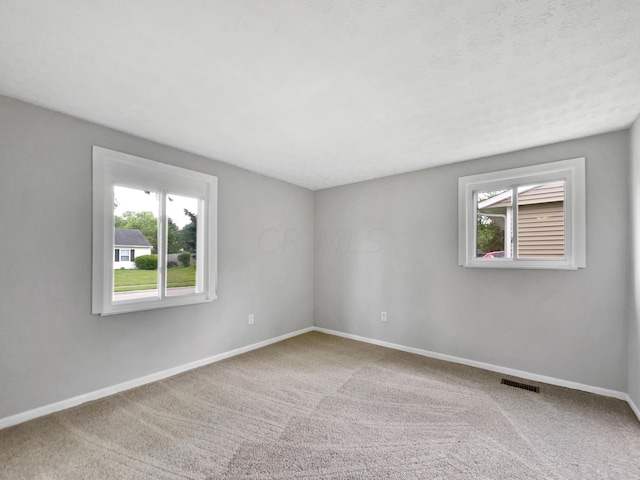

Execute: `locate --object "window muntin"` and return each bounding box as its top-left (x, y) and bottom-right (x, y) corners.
top-left (458, 158), bottom-right (585, 270)
top-left (93, 146), bottom-right (218, 315)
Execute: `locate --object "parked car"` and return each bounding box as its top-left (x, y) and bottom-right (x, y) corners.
top-left (483, 251), bottom-right (505, 258)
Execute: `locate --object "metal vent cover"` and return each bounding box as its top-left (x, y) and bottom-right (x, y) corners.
top-left (501, 378), bottom-right (540, 393)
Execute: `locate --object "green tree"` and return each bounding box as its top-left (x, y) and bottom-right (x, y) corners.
top-left (167, 218), bottom-right (184, 254)
top-left (181, 209), bottom-right (197, 254)
top-left (475, 191), bottom-right (506, 255)
top-left (178, 251), bottom-right (191, 267)
top-left (115, 211), bottom-right (158, 253)
top-left (476, 215), bottom-right (505, 254)
top-left (115, 212), bottom-right (186, 254)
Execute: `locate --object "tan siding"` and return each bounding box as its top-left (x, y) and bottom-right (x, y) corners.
top-left (487, 181), bottom-right (564, 208)
top-left (517, 202), bottom-right (564, 258)
top-left (518, 182), bottom-right (564, 205)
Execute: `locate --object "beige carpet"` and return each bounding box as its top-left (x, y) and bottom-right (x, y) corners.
top-left (1, 331), bottom-right (639, 479)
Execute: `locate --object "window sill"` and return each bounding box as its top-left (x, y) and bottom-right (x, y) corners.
top-left (462, 259), bottom-right (579, 270)
top-left (99, 294), bottom-right (216, 316)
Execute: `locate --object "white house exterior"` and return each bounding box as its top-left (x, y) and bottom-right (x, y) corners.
top-left (114, 228), bottom-right (152, 269)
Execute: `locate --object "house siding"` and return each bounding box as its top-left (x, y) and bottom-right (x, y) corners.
top-left (517, 201), bottom-right (565, 258)
top-left (114, 246), bottom-right (152, 269)
top-left (517, 181), bottom-right (564, 205)
top-left (480, 181), bottom-right (566, 258)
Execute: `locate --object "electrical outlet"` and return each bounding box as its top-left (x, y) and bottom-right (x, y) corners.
top-left (248, 314), bottom-right (254, 325)
top-left (381, 311), bottom-right (387, 322)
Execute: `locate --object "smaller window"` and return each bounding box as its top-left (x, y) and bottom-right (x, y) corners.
top-left (120, 249), bottom-right (130, 262)
top-left (458, 158), bottom-right (585, 270)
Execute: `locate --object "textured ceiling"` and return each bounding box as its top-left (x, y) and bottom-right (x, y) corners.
top-left (1, 1), bottom-right (640, 190)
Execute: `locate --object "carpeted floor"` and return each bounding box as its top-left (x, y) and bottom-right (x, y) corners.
top-left (1, 331), bottom-right (639, 479)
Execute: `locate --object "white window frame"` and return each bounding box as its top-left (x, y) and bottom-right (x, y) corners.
top-left (92, 146), bottom-right (218, 315)
top-left (458, 157), bottom-right (586, 270)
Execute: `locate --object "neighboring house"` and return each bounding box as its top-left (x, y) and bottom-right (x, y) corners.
top-left (114, 228), bottom-right (152, 269)
top-left (478, 181), bottom-right (565, 258)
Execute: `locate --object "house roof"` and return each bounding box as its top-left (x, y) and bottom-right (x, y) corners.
top-left (114, 228), bottom-right (152, 247)
top-left (479, 182), bottom-right (565, 210)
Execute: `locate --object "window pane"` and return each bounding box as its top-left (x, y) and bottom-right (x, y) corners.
top-left (166, 193), bottom-right (199, 297)
top-left (113, 185), bottom-right (158, 302)
top-left (516, 181), bottom-right (565, 259)
top-left (476, 189), bottom-right (512, 259)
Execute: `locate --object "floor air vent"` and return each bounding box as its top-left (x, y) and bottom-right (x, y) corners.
top-left (501, 378), bottom-right (540, 393)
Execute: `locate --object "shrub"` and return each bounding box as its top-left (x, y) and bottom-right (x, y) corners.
top-left (135, 254), bottom-right (158, 270)
top-left (167, 261), bottom-right (178, 268)
top-left (178, 252), bottom-right (191, 267)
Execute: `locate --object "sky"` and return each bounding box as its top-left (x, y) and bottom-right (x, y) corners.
top-left (114, 185), bottom-right (198, 228)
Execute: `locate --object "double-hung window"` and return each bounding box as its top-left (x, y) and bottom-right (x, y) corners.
top-left (92, 146), bottom-right (218, 315)
top-left (458, 157), bottom-right (586, 270)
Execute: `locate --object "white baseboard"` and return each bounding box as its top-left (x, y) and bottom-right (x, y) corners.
top-left (627, 395), bottom-right (640, 422)
top-left (3, 325), bottom-right (639, 430)
top-left (0, 327), bottom-right (314, 430)
top-left (314, 327), bottom-right (631, 403)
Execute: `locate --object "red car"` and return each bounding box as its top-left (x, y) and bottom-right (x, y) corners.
top-left (482, 251), bottom-right (505, 258)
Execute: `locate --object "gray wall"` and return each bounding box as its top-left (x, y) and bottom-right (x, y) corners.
top-left (0, 96), bottom-right (314, 419)
top-left (0, 94), bottom-right (635, 421)
top-left (630, 116), bottom-right (640, 409)
top-left (315, 131), bottom-right (630, 392)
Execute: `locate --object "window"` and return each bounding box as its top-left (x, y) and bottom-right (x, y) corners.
top-left (93, 146), bottom-right (218, 315)
top-left (458, 157), bottom-right (585, 270)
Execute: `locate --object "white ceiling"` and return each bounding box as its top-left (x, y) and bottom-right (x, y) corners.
top-left (1, 1), bottom-right (639, 190)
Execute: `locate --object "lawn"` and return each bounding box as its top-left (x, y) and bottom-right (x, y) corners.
top-left (114, 266), bottom-right (196, 292)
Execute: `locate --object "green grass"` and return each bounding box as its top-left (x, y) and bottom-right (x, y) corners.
top-left (166, 265), bottom-right (196, 288)
top-left (114, 266), bottom-right (195, 292)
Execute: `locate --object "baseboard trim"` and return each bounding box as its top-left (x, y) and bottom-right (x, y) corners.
top-left (0, 327), bottom-right (314, 430)
top-left (3, 325), bottom-right (638, 430)
top-left (313, 327), bottom-right (630, 402)
top-left (627, 395), bottom-right (640, 422)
